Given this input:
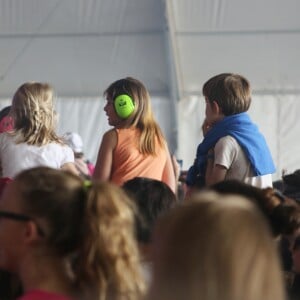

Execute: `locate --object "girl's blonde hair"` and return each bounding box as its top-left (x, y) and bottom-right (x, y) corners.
top-left (148, 192), bottom-right (286, 300)
top-left (10, 82), bottom-right (62, 146)
top-left (14, 167), bottom-right (145, 300)
top-left (104, 77), bottom-right (165, 155)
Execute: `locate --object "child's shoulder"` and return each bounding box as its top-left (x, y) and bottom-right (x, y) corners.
top-left (215, 135), bottom-right (241, 153)
top-left (103, 128), bottom-right (118, 140)
top-left (217, 135), bottom-right (238, 146)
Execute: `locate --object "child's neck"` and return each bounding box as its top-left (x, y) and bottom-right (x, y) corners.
top-left (19, 253), bottom-right (75, 297)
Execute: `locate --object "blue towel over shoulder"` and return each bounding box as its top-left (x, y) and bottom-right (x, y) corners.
top-left (186, 112), bottom-right (276, 186)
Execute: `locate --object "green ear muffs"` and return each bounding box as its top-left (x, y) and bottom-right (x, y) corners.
top-left (114, 94), bottom-right (135, 118)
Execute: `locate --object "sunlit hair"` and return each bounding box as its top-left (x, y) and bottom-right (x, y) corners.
top-left (104, 77), bottom-right (165, 155)
top-left (14, 167), bottom-right (145, 300)
top-left (148, 192), bottom-right (286, 300)
top-left (203, 73), bottom-right (251, 115)
top-left (10, 82), bottom-right (62, 146)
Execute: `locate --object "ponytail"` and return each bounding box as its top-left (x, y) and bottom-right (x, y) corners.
top-left (12, 168), bottom-right (144, 299)
top-left (74, 182), bottom-right (145, 300)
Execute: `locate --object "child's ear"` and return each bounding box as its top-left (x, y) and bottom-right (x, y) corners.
top-left (23, 221), bottom-right (42, 244)
top-left (212, 101), bottom-right (222, 115)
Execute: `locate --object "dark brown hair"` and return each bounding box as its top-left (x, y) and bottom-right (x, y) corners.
top-left (203, 73), bottom-right (251, 115)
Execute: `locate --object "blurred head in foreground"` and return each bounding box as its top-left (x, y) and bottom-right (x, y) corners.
top-left (148, 192), bottom-right (286, 300)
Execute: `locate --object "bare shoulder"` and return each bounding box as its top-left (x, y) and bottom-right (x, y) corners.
top-left (102, 129), bottom-right (118, 148)
top-left (103, 129), bottom-right (117, 140)
top-left (103, 128), bottom-right (117, 138)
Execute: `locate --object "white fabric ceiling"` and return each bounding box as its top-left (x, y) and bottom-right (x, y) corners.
top-left (170, 0), bottom-right (300, 96)
top-left (0, 0), bottom-right (170, 97)
top-left (0, 0), bottom-right (299, 181)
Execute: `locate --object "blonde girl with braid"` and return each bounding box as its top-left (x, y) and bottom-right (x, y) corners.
top-left (0, 82), bottom-right (78, 177)
top-left (94, 77), bottom-right (176, 193)
top-left (0, 166), bottom-right (145, 300)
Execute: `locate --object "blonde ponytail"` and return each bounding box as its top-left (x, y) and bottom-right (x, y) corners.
top-left (75, 182), bottom-right (145, 300)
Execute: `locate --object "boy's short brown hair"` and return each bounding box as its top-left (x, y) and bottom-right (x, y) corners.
top-left (202, 73), bottom-right (251, 116)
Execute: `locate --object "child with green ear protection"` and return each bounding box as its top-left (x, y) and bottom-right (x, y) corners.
top-left (93, 77), bottom-right (176, 193)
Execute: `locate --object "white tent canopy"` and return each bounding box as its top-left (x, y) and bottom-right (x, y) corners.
top-left (0, 0), bottom-right (299, 180)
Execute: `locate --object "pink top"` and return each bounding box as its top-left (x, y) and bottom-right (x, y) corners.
top-left (0, 116), bottom-right (14, 133)
top-left (18, 290), bottom-right (73, 300)
top-left (111, 128), bottom-right (168, 186)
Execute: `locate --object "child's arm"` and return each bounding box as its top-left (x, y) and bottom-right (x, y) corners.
top-left (93, 129), bottom-right (117, 181)
top-left (205, 149), bottom-right (227, 186)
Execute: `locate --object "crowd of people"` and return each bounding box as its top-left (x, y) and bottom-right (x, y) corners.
top-left (0, 74), bottom-right (298, 299)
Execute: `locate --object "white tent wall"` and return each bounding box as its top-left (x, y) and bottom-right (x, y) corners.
top-left (3, 90), bottom-right (299, 182)
top-left (170, 0), bottom-right (300, 181)
top-left (0, 0), bottom-right (178, 167)
top-left (177, 94), bottom-right (300, 181)
top-left (0, 0), bottom-right (300, 181)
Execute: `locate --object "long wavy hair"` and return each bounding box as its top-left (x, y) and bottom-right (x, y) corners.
top-left (104, 77), bottom-right (165, 155)
top-left (14, 167), bottom-right (145, 300)
top-left (10, 82), bottom-right (62, 146)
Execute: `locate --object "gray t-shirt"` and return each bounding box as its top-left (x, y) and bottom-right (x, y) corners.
top-left (214, 135), bottom-right (273, 188)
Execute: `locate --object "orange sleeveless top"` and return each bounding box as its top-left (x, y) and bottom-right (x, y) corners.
top-left (111, 128), bottom-right (167, 186)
